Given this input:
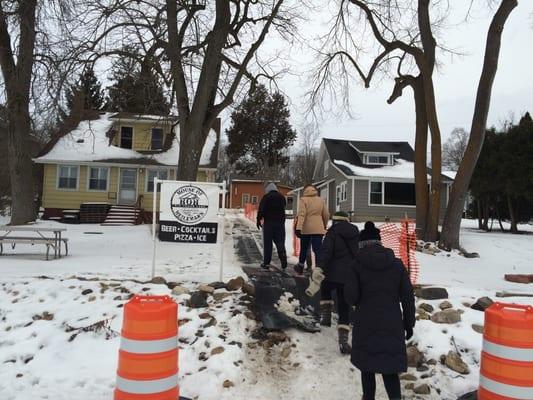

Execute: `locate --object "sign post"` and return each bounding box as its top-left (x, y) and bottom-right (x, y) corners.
top-left (151, 180), bottom-right (225, 280)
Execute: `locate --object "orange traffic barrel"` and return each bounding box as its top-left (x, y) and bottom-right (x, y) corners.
top-left (479, 302), bottom-right (533, 399)
top-left (114, 295), bottom-right (179, 400)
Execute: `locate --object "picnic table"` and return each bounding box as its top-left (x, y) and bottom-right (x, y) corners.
top-left (0, 226), bottom-right (68, 260)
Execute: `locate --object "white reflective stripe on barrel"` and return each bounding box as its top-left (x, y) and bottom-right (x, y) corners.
top-left (483, 339), bottom-right (533, 362)
top-left (120, 335), bottom-right (178, 354)
top-left (116, 373), bottom-right (178, 394)
top-left (480, 375), bottom-right (533, 399)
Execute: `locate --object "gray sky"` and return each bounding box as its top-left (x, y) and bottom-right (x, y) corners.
top-left (253, 1), bottom-right (533, 147)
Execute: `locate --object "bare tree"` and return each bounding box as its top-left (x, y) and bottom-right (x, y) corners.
top-left (290, 123), bottom-right (320, 187)
top-left (79, 0), bottom-right (301, 181)
top-left (443, 128), bottom-right (469, 170)
top-left (440, 0), bottom-right (518, 250)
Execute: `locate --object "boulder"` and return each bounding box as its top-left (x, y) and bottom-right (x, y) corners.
top-left (212, 292), bottom-right (232, 302)
top-left (150, 276), bottom-right (167, 285)
top-left (471, 324), bottom-right (484, 334)
top-left (208, 281), bottom-right (227, 290)
top-left (407, 345), bottom-right (425, 368)
top-left (242, 283), bottom-right (256, 297)
top-left (419, 303), bottom-right (434, 313)
top-left (226, 276), bottom-right (245, 291)
top-left (405, 383), bottom-right (415, 390)
top-left (504, 274), bottom-right (531, 284)
top-left (445, 351), bottom-right (470, 374)
top-left (471, 297), bottom-right (494, 312)
top-left (439, 301), bottom-right (453, 310)
top-left (414, 384), bottom-right (431, 395)
top-left (188, 292), bottom-right (208, 308)
top-left (198, 285), bottom-right (215, 294)
top-left (417, 287), bottom-right (449, 300)
top-left (431, 309), bottom-right (461, 324)
top-left (463, 252), bottom-right (480, 259)
top-left (172, 286), bottom-right (189, 296)
top-left (400, 373), bottom-right (417, 381)
top-left (457, 391), bottom-right (478, 400)
top-left (166, 282), bottom-right (179, 290)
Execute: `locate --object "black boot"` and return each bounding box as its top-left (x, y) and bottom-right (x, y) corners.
top-left (338, 325), bottom-right (352, 355)
top-left (320, 300), bottom-right (333, 327)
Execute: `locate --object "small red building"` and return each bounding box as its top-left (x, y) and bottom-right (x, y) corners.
top-left (227, 176), bottom-right (293, 209)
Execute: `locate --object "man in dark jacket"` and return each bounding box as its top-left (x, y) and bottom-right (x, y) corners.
top-left (308, 211), bottom-right (359, 354)
top-left (344, 221), bottom-right (416, 400)
top-left (257, 182), bottom-right (287, 270)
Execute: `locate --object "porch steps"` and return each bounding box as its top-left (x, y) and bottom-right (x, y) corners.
top-left (102, 206), bottom-right (142, 226)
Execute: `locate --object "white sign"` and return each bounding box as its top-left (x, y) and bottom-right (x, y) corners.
top-left (159, 182), bottom-right (220, 244)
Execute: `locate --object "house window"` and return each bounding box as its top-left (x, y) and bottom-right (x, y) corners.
top-left (151, 128), bottom-right (163, 150)
top-left (147, 169), bottom-right (168, 192)
top-left (364, 154), bottom-right (391, 165)
top-left (324, 160), bottom-right (329, 177)
top-left (58, 165), bottom-right (78, 189)
top-left (251, 195), bottom-right (258, 204)
top-left (88, 167), bottom-right (108, 191)
top-left (120, 126), bottom-right (133, 149)
top-left (369, 181), bottom-right (383, 205)
top-left (384, 182), bottom-right (416, 206)
top-left (242, 193), bottom-right (250, 206)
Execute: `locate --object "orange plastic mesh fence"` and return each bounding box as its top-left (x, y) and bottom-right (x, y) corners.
top-left (378, 220), bottom-right (420, 284)
top-left (244, 203), bottom-right (258, 223)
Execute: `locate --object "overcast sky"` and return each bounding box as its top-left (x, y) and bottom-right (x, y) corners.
top-left (233, 1), bottom-right (533, 147)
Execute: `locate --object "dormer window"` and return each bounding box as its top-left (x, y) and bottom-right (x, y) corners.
top-left (151, 128), bottom-right (163, 150)
top-left (363, 153), bottom-right (393, 166)
top-left (120, 126), bottom-right (133, 149)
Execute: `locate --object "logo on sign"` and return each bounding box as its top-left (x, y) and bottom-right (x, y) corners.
top-left (170, 185), bottom-right (209, 225)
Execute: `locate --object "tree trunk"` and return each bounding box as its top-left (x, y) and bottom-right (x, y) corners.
top-left (476, 199), bottom-right (483, 229)
top-left (413, 77), bottom-right (430, 239)
top-left (440, 0), bottom-right (518, 250)
top-left (506, 194), bottom-right (518, 233)
top-left (482, 201), bottom-right (489, 231)
top-left (176, 120), bottom-right (210, 181)
top-left (495, 202), bottom-right (505, 232)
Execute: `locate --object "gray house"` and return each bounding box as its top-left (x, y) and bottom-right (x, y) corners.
top-left (290, 138), bottom-right (453, 222)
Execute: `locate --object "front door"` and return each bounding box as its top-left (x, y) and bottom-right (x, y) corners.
top-left (119, 168), bottom-right (137, 205)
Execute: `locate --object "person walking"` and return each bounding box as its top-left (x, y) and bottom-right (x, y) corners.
top-left (295, 184), bottom-right (329, 275)
top-left (306, 211), bottom-right (359, 354)
top-left (344, 221), bottom-right (416, 400)
top-left (256, 182), bottom-right (288, 270)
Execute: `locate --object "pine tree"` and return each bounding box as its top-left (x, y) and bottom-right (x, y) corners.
top-left (65, 69), bottom-right (105, 113)
top-left (226, 85), bottom-right (297, 179)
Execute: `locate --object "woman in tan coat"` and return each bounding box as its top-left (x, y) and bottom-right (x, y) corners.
top-left (295, 185), bottom-right (329, 274)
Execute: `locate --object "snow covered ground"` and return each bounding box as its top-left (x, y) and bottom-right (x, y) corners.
top-left (1, 214), bottom-right (532, 399)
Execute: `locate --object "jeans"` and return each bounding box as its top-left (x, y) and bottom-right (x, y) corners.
top-left (298, 234), bottom-right (323, 264)
top-left (320, 281), bottom-right (350, 325)
top-left (263, 222), bottom-right (287, 268)
top-left (360, 372), bottom-right (401, 400)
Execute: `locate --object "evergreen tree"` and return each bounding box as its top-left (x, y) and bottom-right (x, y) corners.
top-left (105, 57), bottom-right (170, 115)
top-left (226, 85), bottom-right (297, 179)
top-left (65, 69), bottom-right (105, 113)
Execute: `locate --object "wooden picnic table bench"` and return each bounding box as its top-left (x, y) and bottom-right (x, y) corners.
top-left (0, 226), bottom-right (68, 260)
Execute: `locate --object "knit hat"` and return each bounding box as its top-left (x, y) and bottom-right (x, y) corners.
top-left (332, 211), bottom-right (350, 222)
top-left (359, 221), bottom-right (381, 241)
top-left (264, 182), bottom-right (278, 193)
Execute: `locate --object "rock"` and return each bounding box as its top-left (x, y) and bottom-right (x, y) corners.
top-left (463, 252), bottom-right (480, 259)
top-left (472, 324), bottom-right (484, 334)
top-left (172, 286), bottom-right (189, 296)
top-left (281, 345), bottom-right (292, 358)
top-left (471, 297), bottom-right (494, 312)
top-left (267, 331), bottom-right (288, 344)
top-left (417, 287), bottom-right (449, 300)
top-left (431, 309), bottom-right (461, 324)
top-left (416, 310), bottom-right (431, 321)
top-left (439, 301), bottom-right (453, 310)
top-left (203, 318), bottom-right (217, 328)
top-left (208, 281), bottom-right (227, 290)
top-left (32, 311), bottom-right (54, 321)
top-left (88, 296), bottom-right (96, 302)
top-left (419, 303), bottom-right (434, 313)
top-left (188, 292), bottom-right (208, 308)
top-left (242, 282), bottom-right (255, 297)
top-left (198, 285), bottom-right (215, 294)
top-left (223, 380), bottom-right (234, 388)
top-left (457, 390), bottom-right (478, 400)
top-left (81, 289), bottom-right (93, 295)
top-left (199, 312), bottom-right (211, 319)
top-left (407, 345), bottom-right (425, 368)
top-left (150, 276), bottom-right (167, 285)
top-left (405, 383), bottom-right (415, 390)
top-left (211, 346), bottom-right (225, 356)
top-left (400, 373), bottom-right (417, 381)
top-left (226, 276), bottom-right (245, 291)
top-left (445, 351), bottom-right (470, 374)
top-left (166, 282), bottom-right (179, 290)
top-left (417, 365), bottom-right (429, 372)
top-left (212, 292), bottom-right (232, 302)
top-left (414, 384), bottom-right (431, 395)
top-left (427, 359), bottom-right (437, 366)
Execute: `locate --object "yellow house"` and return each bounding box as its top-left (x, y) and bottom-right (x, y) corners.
top-left (34, 112), bottom-right (220, 224)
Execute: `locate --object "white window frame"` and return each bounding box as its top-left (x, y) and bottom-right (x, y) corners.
top-left (324, 160), bottom-right (329, 177)
top-left (56, 165), bottom-right (79, 191)
top-left (119, 126), bottom-right (134, 149)
top-left (87, 167), bottom-right (109, 192)
top-left (251, 195), bottom-right (258, 204)
top-left (151, 128), bottom-right (164, 150)
top-left (368, 180), bottom-right (416, 208)
top-left (340, 181), bottom-right (347, 202)
top-left (363, 153), bottom-right (392, 166)
top-left (145, 168), bottom-right (170, 193)
top-left (242, 193), bottom-right (250, 206)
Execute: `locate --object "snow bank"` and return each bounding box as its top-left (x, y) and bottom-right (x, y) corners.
top-left (334, 158), bottom-right (430, 179)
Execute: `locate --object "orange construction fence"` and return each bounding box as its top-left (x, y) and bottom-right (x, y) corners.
top-left (244, 203), bottom-right (258, 224)
top-left (114, 295), bottom-right (179, 400)
top-left (478, 303), bottom-right (533, 399)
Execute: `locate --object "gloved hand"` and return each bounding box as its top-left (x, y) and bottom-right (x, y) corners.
top-left (405, 326), bottom-right (413, 340)
top-left (257, 221), bottom-right (262, 230)
top-left (295, 229), bottom-right (302, 238)
top-left (305, 267), bottom-right (325, 297)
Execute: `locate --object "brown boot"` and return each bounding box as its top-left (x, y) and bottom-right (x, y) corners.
top-left (338, 324), bottom-right (352, 355)
top-left (320, 300), bottom-right (333, 326)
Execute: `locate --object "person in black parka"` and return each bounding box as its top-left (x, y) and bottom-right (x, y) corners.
top-left (311, 211), bottom-right (359, 354)
top-left (257, 182), bottom-right (288, 270)
top-left (344, 221), bottom-right (416, 400)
